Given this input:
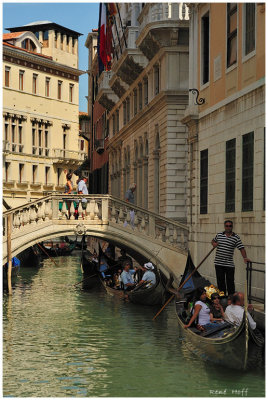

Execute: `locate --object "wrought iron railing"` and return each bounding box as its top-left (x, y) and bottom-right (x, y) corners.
top-left (246, 261), bottom-right (265, 308)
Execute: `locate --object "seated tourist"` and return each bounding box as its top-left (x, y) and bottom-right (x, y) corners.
top-left (137, 262), bottom-right (156, 288)
top-left (224, 292), bottom-right (256, 330)
top-left (209, 293), bottom-right (225, 322)
top-left (120, 262), bottom-right (137, 291)
top-left (184, 288), bottom-right (219, 331)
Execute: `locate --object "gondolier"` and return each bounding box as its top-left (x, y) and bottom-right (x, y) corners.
top-left (211, 220), bottom-right (250, 295)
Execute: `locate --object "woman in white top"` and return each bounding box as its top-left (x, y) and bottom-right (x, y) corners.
top-left (184, 288), bottom-right (218, 331)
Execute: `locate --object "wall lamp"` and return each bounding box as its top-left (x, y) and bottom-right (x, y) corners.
top-left (189, 88), bottom-right (205, 105)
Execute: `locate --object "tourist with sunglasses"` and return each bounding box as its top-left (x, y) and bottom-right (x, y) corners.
top-left (211, 220), bottom-right (251, 296)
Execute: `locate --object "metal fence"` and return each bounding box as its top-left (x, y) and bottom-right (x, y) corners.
top-left (246, 261), bottom-right (265, 308)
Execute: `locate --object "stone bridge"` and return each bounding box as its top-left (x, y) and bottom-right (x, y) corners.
top-left (2, 194), bottom-right (189, 282)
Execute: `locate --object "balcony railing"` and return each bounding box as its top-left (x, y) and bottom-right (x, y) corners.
top-left (94, 138), bottom-right (105, 154)
top-left (113, 26), bottom-right (140, 57)
top-left (246, 261), bottom-right (265, 308)
top-left (52, 148), bottom-right (87, 162)
top-left (3, 140), bottom-right (11, 152)
top-left (138, 3), bottom-right (189, 32)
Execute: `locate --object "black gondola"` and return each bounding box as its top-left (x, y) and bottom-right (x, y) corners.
top-left (38, 241), bottom-right (76, 257)
top-left (172, 253), bottom-right (264, 370)
top-left (99, 245), bottom-right (168, 306)
top-left (17, 245), bottom-right (42, 268)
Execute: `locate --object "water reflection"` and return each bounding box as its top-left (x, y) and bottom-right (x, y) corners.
top-left (3, 256), bottom-right (265, 397)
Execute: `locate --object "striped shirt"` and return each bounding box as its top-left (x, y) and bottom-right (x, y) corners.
top-left (213, 232), bottom-right (244, 268)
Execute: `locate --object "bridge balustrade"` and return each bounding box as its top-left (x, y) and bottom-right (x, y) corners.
top-left (3, 194), bottom-right (189, 258)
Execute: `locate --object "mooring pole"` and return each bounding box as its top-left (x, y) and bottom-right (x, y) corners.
top-left (7, 214), bottom-right (12, 296)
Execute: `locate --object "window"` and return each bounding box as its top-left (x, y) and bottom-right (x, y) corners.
top-left (35, 31), bottom-right (39, 40)
top-left (123, 101), bottom-right (126, 125)
top-left (225, 138), bottom-right (236, 212)
top-left (45, 77), bottom-right (50, 97)
top-left (19, 164), bottom-right (24, 183)
top-left (43, 30), bottom-right (49, 47)
top-left (112, 114), bottom-right (116, 135)
top-left (200, 149), bottom-right (208, 214)
top-left (32, 125), bottom-right (36, 154)
top-left (19, 70), bottom-right (24, 91)
top-left (63, 133), bottom-right (67, 157)
top-left (54, 31), bottom-right (58, 48)
top-left (45, 129), bottom-right (49, 156)
top-left (58, 80), bottom-right (62, 100)
top-left (4, 123), bottom-right (8, 141)
top-left (22, 39), bottom-right (36, 52)
top-left (32, 73), bottom-right (37, 94)
top-left (32, 165), bottom-right (38, 183)
top-left (5, 162), bottom-right (10, 182)
top-left (227, 3), bottom-right (237, 68)
top-left (43, 30), bottom-right (49, 40)
top-left (80, 140), bottom-right (84, 151)
top-left (18, 123), bottom-right (23, 152)
top-left (69, 84), bottom-right (74, 102)
top-left (126, 97), bottom-right (130, 123)
top-left (61, 33), bottom-right (64, 50)
top-left (57, 168), bottom-right (61, 185)
top-left (133, 89), bottom-right (137, 115)
top-left (116, 109), bottom-right (119, 133)
top-left (144, 77), bottom-right (148, 105)
top-left (138, 83), bottom-right (142, 110)
top-left (5, 67), bottom-right (10, 87)
top-left (244, 3), bottom-right (255, 55)
top-left (242, 132), bottom-right (254, 211)
top-left (154, 65), bottom-right (159, 95)
top-left (45, 166), bottom-right (50, 185)
top-left (38, 126), bottom-right (43, 155)
top-left (201, 12), bottom-right (210, 84)
top-left (11, 121), bottom-right (16, 151)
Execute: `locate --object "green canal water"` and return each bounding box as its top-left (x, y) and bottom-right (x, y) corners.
top-left (3, 255), bottom-right (265, 397)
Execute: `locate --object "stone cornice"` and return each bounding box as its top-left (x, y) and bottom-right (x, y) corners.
top-left (3, 46), bottom-right (85, 81)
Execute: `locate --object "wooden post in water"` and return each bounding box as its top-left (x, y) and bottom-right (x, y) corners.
top-left (7, 214), bottom-right (12, 296)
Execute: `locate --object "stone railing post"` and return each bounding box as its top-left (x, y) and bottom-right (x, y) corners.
top-left (102, 198), bottom-right (109, 223)
top-left (52, 197), bottom-right (59, 219)
top-left (148, 215), bottom-right (155, 237)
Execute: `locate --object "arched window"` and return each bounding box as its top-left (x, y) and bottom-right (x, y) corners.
top-left (21, 39), bottom-right (36, 52)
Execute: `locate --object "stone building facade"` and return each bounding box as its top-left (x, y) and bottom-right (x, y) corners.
top-left (3, 21), bottom-right (85, 207)
top-left (182, 4), bottom-right (265, 296)
top-left (89, 3), bottom-right (189, 222)
top-left (85, 31), bottom-right (109, 194)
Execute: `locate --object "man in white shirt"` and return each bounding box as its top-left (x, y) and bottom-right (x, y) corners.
top-left (224, 292), bottom-right (256, 330)
top-left (78, 176), bottom-right (88, 210)
top-left (137, 262), bottom-right (156, 288)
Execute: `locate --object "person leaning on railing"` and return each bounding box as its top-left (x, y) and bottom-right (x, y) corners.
top-left (78, 176), bottom-right (88, 211)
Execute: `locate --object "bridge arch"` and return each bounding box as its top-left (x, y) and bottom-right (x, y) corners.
top-left (3, 194), bottom-right (188, 282)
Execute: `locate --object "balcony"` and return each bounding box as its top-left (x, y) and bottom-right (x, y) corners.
top-left (94, 138), bottom-right (105, 155)
top-left (111, 26), bottom-right (148, 86)
top-left (95, 71), bottom-right (119, 112)
top-left (52, 148), bottom-right (87, 165)
top-left (16, 181), bottom-right (29, 189)
top-left (3, 179), bottom-right (15, 188)
top-left (3, 140), bottom-right (11, 153)
top-left (137, 3), bottom-right (189, 61)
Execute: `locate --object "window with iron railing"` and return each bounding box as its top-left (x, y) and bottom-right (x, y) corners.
top-left (134, 89), bottom-right (137, 116)
top-left (138, 83), bottom-right (142, 110)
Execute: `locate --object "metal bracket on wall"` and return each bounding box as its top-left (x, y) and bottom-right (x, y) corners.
top-left (189, 88), bottom-right (205, 105)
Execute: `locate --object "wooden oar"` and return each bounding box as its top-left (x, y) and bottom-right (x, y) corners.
top-left (152, 247), bottom-right (215, 321)
top-left (37, 242), bottom-right (60, 267)
top-left (73, 273), bottom-right (98, 287)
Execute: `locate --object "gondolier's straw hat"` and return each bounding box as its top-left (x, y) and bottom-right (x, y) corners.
top-left (144, 262), bottom-right (154, 270)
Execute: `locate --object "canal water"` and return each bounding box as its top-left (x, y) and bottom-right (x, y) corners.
top-left (3, 255), bottom-right (265, 397)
